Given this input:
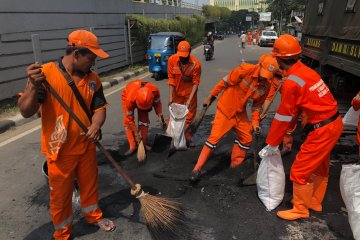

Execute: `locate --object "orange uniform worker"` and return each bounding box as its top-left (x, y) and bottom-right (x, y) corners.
top-left (167, 40), bottom-right (201, 146)
top-left (247, 31), bottom-right (252, 45)
top-left (121, 80), bottom-right (165, 155)
top-left (191, 55), bottom-right (279, 181)
top-left (260, 35), bottom-right (344, 221)
top-left (352, 91), bottom-right (360, 156)
top-left (18, 30), bottom-right (114, 239)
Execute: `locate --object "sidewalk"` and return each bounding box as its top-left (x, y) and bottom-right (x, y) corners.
top-left (0, 66), bottom-right (149, 134)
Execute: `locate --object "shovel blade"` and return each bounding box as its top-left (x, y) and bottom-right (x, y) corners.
top-left (151, 134), bottom-right (172, 156)
top-left (240, 172), bottom-right (257, 186)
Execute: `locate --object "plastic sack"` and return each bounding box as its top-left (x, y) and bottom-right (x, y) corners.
top-left (257, 154), bottom-right (285, 211)
top-left (343, 107), bottom-right (360, 127)
top-left (340, 164), bottom-right (360, 240)
top-left (166, 103), bottom-right (189, 150)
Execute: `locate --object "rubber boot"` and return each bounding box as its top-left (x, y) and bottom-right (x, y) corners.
top-left (310, 175), bottom-right (328, 212)
top-left (281, 134), bottom-right (293, 156)
top-left (277, 182), bottom-right (313, 220)
top-left (124, 130), bottom-right (137, 156)
top-left (191, 145), bottom-right (213, 181)
top-left (230, 144), bottom-right (247, 168)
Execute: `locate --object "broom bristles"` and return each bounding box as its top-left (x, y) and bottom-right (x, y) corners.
top-left (138, 193), bottom-right (190, 240)
top-left (137, 140), bottom-right (146, 162)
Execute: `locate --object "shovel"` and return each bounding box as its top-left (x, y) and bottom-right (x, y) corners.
top-left (189, 96), bottom-right (216, 135)
top-left (240, 133), bottom-right (259, 186)
top-left (151, 115), bottom-right (173, 158)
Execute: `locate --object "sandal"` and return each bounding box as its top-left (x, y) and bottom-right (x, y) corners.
top-left (96, 218), bottom-right (115, 232)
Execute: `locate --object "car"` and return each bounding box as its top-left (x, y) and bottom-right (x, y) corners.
top-left (214, 32), bottom-right (225, 40)
top-left (258, 30), bottom-right (278, 47)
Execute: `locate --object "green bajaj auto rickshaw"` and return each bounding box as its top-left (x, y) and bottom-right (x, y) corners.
top-left (146, 32), bottom-right (185, 81)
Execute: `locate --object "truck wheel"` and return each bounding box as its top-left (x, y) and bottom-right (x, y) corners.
top-left (154, 72), bottom-right (161, 81)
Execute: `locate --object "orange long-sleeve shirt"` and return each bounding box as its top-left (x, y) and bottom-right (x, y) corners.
top-left (266, 61), bottom-right (338, 146)
top-left (210, 63), bottom-right (271, 126)
top-left (121, 80), bottom-right (162, 131)
top-left (167, 54), bottom-right (201, 97)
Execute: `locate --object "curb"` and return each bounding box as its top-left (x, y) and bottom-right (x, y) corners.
top-left (0, 66), bottom-right (149, 134)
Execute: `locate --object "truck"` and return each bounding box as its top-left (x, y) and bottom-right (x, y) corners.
top-left (301, 0), bottom-right (360, 95)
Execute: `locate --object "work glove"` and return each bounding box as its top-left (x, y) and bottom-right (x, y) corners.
top-left (259, 144), bottom-right (280, 158)
top-left (203, 95), bottom-right (216, 108)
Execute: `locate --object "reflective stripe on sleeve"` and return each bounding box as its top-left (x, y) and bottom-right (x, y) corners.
top-left (223, 75), bottom-right (230, 86)
top-left (82, 204), bottom-right (99, 213)
top-left (274, 113), bottom-right (292, 122)
top-left (287, 75), bottom-right (305, 87)
top-left (54, 215), bottom-right (73, 230)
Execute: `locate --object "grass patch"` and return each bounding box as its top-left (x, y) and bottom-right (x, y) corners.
top-left (99, 62), bottom-right (148, 82)
top-left (0, 97), bottom-right (19, 119)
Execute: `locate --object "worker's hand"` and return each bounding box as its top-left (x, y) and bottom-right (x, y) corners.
top-left (203, 95), bottom-right (215, 107)
top-left (86, 124), bottom-right (101, 143)
top-left (159, 115), bottom-right (167, 130)
top-left (26, 63), bottom-right (45, 88)
top-left (259, 144), bottom-right (280, 158)
top-left (252, 125), bottom-right (261, 135)
top-left (135, 131), bottom-right (142, 144)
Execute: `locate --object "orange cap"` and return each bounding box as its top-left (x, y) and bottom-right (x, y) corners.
top-left (272, 34), bottom-right (301, 58)
top-left (136, 87), bottom-right (154, 110)
top-left (68, 30), bottom-right (109, 58)
top-left (258, 53), bottom-right (272, 64)
top-left (177, 41), bottom-right (191, 58)
top-left (259, 56), bottom-right (279, 80)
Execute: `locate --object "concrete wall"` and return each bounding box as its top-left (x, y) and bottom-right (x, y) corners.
top-left (0, 0), bottom-right (200, 100)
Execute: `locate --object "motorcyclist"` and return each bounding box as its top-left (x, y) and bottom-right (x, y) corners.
top-left (206, 32), bottom-right (215, 53)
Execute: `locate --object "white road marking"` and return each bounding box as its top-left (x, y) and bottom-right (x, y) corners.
top-left (0, 72), bottom-right (153, 147)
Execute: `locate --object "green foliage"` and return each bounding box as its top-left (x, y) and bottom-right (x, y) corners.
top-left (202, 5), bottom-right (231, 19)
top-left (126, 14), bottom-right (205, 46)
top-left (265, 0), bottom-right (305, 22)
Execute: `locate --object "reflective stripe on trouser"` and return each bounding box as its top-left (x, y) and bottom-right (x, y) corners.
top-left (172, 93), bottom-right (197, 129)
top-left (207, 110), bottom-right (252, 147)
top-left (290, 116), bottom-right (343, 185)
top-left (48, 146), bottom-right (102, 239)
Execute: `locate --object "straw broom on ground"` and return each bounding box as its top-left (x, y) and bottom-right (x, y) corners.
top-left (42, 79), bottom-right (189, 239)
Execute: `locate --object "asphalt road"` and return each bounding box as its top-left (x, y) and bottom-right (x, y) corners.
top-left (0, 36), bottom-right (356, 240)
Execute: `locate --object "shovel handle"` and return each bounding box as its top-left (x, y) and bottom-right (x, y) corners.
top-left (42, 80), bottom-right (136, 189)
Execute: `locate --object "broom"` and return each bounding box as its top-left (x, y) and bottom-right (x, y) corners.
top-left (41, 79), bottom-right (188, 239)
top-left (137, 131), bottom-right (146, 162)
top-left (189, 96), bottom-right (216, 135)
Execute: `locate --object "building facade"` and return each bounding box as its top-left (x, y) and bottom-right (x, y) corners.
top-left (212, 0), bottom-right (267, 12)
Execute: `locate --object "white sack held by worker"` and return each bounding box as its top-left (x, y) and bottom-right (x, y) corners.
top-left (257, 153), bottom-right (285, 211)
top-left (166, 103), bottom-right (189, 150)
top-left (340, 164), bottom-right (360, 240)
top-left (343, 106), bottom-right (360, 127)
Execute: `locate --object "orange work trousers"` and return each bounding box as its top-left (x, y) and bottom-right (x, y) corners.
top-left (207, 110), bottom-right (252, 150)
top-left (48, 145), bottom-right (102, 240)
top-left (290, 116), bottom-right (343, 185)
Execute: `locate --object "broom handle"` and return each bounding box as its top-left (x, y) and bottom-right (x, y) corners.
top-left (42, 80), bottom-right (136, 189)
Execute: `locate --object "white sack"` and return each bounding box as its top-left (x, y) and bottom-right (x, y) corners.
top-left (340, 164), bottom-right (360, 240)
top-left (166, 103), bottom-right (189, 150)
top-left (343, 107), bottom-right (360, 127)
top-left (257, 154), bottom-right (285, 211)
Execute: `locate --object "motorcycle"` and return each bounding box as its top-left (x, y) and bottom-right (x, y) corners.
top-left (203, 44), bottom-right (213, 61)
